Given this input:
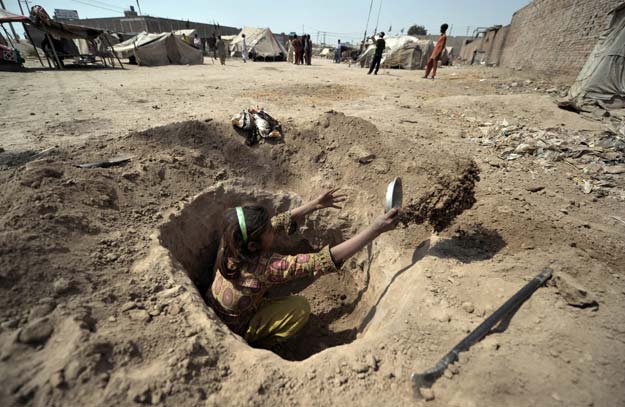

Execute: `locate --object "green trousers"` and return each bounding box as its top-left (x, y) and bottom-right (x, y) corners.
top-left (244, 296), bottom-right (310, 348)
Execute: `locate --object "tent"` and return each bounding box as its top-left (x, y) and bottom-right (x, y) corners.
top-left (358, 36), bottom-right (434, 70)
top-left (441, 46), bottom-right (454, 66)
top-left (229, 27), bottom-right (286, 61)
top-left (568, 4), bottom-right (625, 105)
top-left (112, 31), bottom-right (202, 66)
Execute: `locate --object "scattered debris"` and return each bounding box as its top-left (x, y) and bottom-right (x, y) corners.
top-left (551, 273), bottom-right (599, 309)
top-left (77, 156), bottom-right (132, 169)
top-left (348, 145), bottom-right (376, 164)
top-left (469, 121), bottom-right (624, 198)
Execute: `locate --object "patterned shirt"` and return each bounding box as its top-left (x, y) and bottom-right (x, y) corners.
top-left (207, 211), bottom-right (339, 333)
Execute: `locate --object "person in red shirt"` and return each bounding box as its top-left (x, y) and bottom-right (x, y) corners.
top-left (424, 23), bottom-right (448, 79)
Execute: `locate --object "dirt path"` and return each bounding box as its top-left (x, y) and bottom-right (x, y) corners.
top-left (1, 59), bottom-right (624, 407)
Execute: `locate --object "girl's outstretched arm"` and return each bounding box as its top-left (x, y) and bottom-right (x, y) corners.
top-left (330, 209), bottom-right (399, 264)
top-left (291, 188), bottom-right (347, 224)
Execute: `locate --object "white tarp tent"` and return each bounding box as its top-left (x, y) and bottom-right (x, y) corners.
top-left (229, 27), bottom-right (286, 61)
top-left (112, 31), bottom-right (203, 66)
top-left (569, 4), bottom-right (625, 103)
top-left (358, 35), bottom-right (434, 70)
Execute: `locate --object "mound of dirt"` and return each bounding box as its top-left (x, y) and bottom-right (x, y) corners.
top-left (400, 159), bottom-right (480, 232)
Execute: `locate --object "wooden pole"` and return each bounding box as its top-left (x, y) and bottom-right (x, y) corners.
top-left (104, 35), bottom-right (124, 69)
top-left (0, 0), bottom-right (19, 41)
top-left (23, 23), bottom-right (45, 67)
top-left (45, 33), bottom-right (63, 69)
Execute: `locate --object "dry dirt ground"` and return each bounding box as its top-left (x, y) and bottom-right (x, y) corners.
top-left (0, 58), bottom-right (624, 407)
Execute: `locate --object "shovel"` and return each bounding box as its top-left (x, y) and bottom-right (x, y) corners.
top-left (410, 267), bottom-right (553, 398)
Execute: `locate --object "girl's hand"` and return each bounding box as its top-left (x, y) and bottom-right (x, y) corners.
top-left (372, 208), bottom-right (400, 235)
top-left (311, 188), bottom-right (347, 211)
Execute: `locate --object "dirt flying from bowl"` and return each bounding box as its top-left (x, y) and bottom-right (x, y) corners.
top-left (400, 159), bottom-right (480, 232)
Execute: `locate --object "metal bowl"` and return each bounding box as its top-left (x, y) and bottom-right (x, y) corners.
top-left (385, 177), bottom-right (403, 213)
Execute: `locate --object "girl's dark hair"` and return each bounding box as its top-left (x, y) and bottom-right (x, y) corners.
top-left (215, 205), bottom-right (271, 281)
top-left (441, 23), bottom-right (449, 33)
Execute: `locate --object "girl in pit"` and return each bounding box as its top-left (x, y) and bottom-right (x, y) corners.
top-left (207, 189), bottom-right (399, 348)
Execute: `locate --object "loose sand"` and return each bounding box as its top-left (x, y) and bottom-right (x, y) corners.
top-left (0, 58), bottom-right (624, 407)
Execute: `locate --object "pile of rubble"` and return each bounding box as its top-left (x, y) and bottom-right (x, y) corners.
top-left (470, 119), bottom-right (625, 199)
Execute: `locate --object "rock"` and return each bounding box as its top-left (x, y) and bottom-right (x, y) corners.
top-left (551, 273), bottom-right (599, 309)
top-left (582, 180), bottom-right (593, 194)
top-left (444, 369), bottom-right (453, 379)
top-left (373, 161), bottom-right (390, 174)
top-left (121, 170), bottom-right (141, 181)
top-left (421, 388), bottom-right (435, 401)
top-left (18, 317), bottom-right (54, 345)
top-left (604, 165), bottom-right (625, 175)
top-left (215, 169), bottom-right (227, 180)
top-left (546, 88), bottom-right (558, 93)
top-left (105, 253), bottom-right (118, 262)
top-left (156, 285), bottom-right (184, 300)
top-left (514, 143), bottom-right (535, 154)
top-left (461, 302), bottom-right (475, 314)
top-left (29, 302), bottom-right (56, 321)
top-left (128, 309), bottom-right (151, 323)
top-left (49, 371), bottom-right (65, 388)
top-left (526, 185), bottom-right (545, 193)
top-left (348, 145), bottom-right (376, 164)
top-left (1, 319), bottom-right (18, 329)
top-left (53, 277), bottom-right (72, 294)
top-left (121, 301), bottom-right (137, 312)
top-left (351, 360), bottom-right (370, 374)
top-left (448, 364), bottom-right (459, 374)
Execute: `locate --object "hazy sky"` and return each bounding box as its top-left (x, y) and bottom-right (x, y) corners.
top-left (5, 0), bottom-right (530, 41)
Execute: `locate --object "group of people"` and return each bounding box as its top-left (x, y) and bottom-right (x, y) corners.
top-left (189, 33), bottom-right (228, 65)
top-left (286, 34), bottom-right (312, 65)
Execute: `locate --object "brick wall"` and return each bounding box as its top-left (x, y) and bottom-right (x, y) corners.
top-left (500, 0), bottom-right (623, 78)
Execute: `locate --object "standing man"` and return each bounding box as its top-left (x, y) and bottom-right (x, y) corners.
top-left (293, 35), bottom-right (302, 65)
top-left (287, 34), bottom-right (294, 63)
top-left (305, 34), bottom-right (312, 65)
top-left (208, 33), bottom-right (217, 60)
top-left (193, 34), bottom-right (202, 49)
top-left (241, 33), bottom-right (248, 63)
top-left (216, 35), bottom-right (227, 65)
top-left (424, 23), bottom-right (448, 79)
top-left (367, 32), bottom-right (385, 75)
top-left (335, 39), bottom-right (341, 63)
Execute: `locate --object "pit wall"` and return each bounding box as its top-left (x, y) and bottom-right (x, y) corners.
top-left (499, 0), bottom-right (623, 77)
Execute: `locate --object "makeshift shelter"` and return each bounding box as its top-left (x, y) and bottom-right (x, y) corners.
top-left (0, 8), bottom-right (40, 69)
top-left (112, 31), bottom-right (203, 66)
top-left (229, 27), bottom-right (286, 61)
top-left (358, 36), bottom-right (433, 70)
top-left (568, 4), bottom-right (625, 105)
top-left (24, 6), bottom-right (123, 69)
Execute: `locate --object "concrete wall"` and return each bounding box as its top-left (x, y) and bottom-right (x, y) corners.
top-left (500, 0), bottom-right (623, 77)
top-left (72, 17), bottom-right (239, 38)
top-left (419, 35), bottom-right (472, 53)
top-left (457, 26), bottom-right (508, 65)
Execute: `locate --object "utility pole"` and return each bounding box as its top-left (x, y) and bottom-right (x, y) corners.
top-left (135, 0), bottom-right (142, 16)
top-left (449, 24), bottom-right (453, 35)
